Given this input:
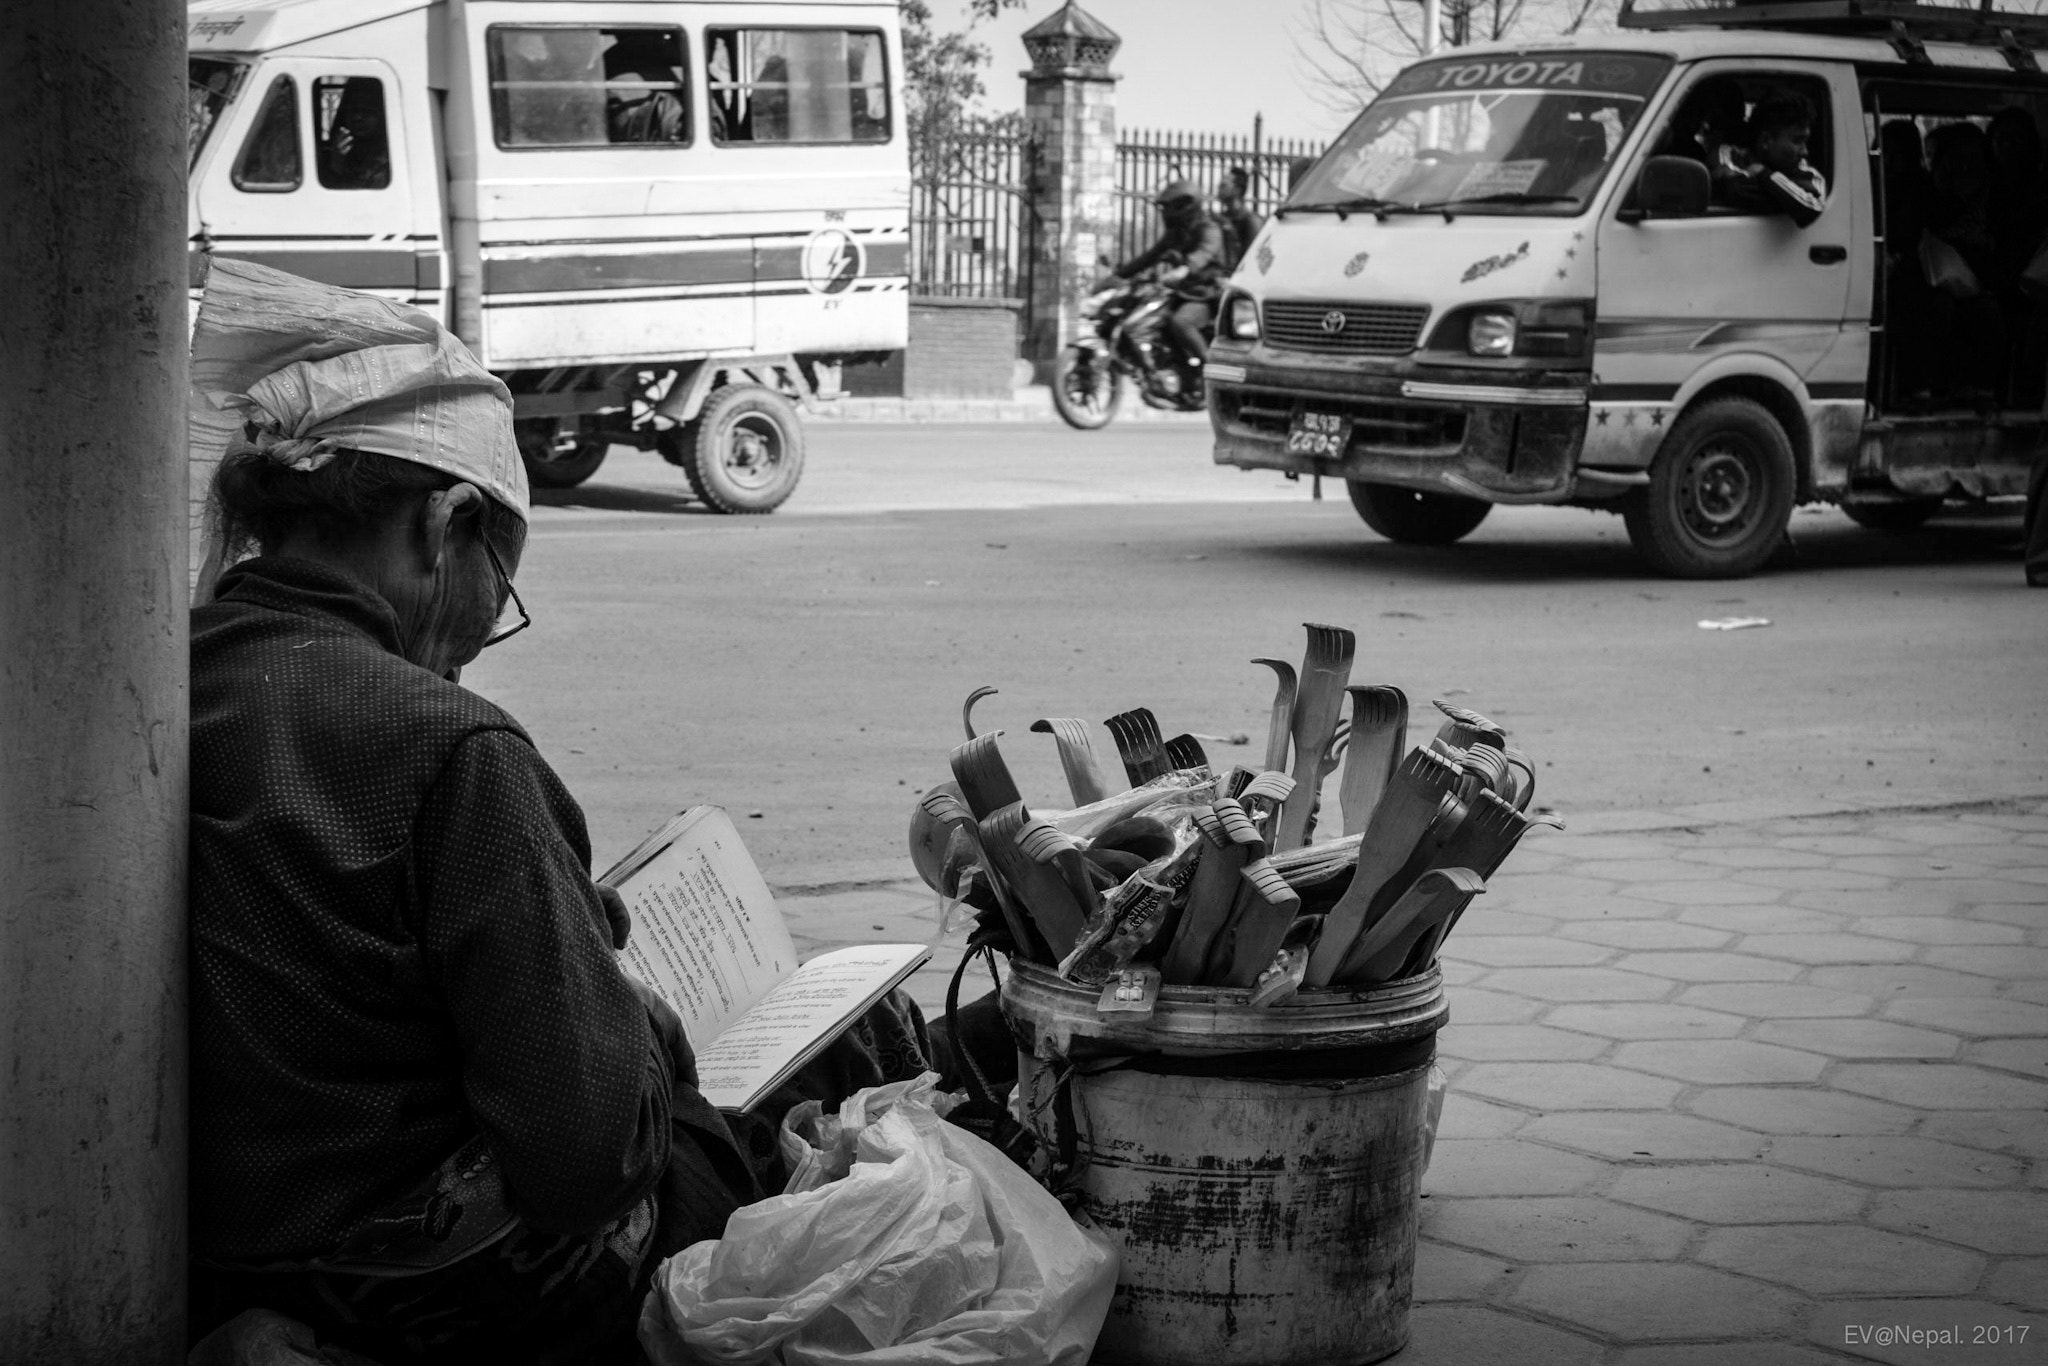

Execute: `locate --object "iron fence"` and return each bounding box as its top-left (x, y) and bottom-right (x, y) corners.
top-left (1113, 118), bottom-right (1326, 269)
top-left (908, 117), bottom-right (1039, 321)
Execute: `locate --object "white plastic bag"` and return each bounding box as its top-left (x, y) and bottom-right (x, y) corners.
top-left (640, 1073), bottom-right (1118, 1366)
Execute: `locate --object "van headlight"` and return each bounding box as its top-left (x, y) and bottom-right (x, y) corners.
top-left (1467, 311), bottom-right (1517, 357)
top-left (1223, 293), bottom-right (1261, 341)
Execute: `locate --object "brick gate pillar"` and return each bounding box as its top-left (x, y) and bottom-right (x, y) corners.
top-left (1020, 2), bottom-right (1121, 368)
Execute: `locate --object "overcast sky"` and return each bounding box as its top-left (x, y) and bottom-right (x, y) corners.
top-left (945, 0), bottom-right (1378, 143)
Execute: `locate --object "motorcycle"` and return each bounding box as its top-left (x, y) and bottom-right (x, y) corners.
top-left (1051, 266), bottom-right (1214, 430)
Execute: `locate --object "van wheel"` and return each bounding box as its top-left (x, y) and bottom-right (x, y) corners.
top-left (516, 419), bottom-right (608, 488)
top-left (1842, 497), bottom-right (1942, 531)
top-left (1623, 396), bottom-right (1794, 578)
top-left (671, 386), bottom-right (805, 514)
top-left (1346, 481), bottom-right (1492, 545)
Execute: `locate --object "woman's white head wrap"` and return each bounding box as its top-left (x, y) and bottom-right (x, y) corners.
top-left (189, 258), bottom-right (526, 597)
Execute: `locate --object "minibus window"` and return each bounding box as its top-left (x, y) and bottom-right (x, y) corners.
top-left (232, 76), bottom-right (301, 193)
top-left (487, 26), bottom-right (690, 148)
top-left (314, 77), bottom-right (391, 190)
top-left (1287, 53), bottom-right (1671, 215)
top-left (188, 57), bottom-right (245, 170)
top-left (705, 29), bottom-right (890, 145)
top-left (1647, 72), bottom-right (1833, 218)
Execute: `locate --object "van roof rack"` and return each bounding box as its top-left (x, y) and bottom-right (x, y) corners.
top-left (1617, 0), bottom-right (2048, 51)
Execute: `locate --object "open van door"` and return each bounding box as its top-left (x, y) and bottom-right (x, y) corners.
top-left (192, 55), bottom-right (431, 305)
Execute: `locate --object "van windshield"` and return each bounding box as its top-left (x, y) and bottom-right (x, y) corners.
top-left (1288, 52), bottom-right (1672, 216)
top-left (189, 57), bottom-right (246, 169)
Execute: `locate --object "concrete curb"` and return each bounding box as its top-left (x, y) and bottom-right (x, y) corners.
top-left (767, 784), bottom-right (2048, 899)
top-left (808, 385), bottom-right (1210, 426)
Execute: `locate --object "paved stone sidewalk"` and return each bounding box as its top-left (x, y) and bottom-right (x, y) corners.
top-left (777, 797), bottom-right (2048, 1365)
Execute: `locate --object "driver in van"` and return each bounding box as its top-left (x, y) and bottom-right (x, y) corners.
top-left (1715, 95), bottom-right (1829, 227)
top-left (1115, 179), bottom-right (1228, 376)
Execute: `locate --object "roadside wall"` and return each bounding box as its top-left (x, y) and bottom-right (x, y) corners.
top-left (844, 296), bottom-right (1024, 398)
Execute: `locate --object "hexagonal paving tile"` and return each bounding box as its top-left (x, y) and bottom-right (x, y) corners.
top-left (1612, 1345), bottom-right (1851, 1366)
top-left (1852, 915), bottom-right (2027, 945)
top-left (1679, 981), bottom-right (1877, 1019)
top-left (1574, 858), bottom-right (1725, 882)
top-left (1866, 819), bottom-right (2017, 845)
top-left (1628, 881), bottom-right (1786, 907)
top-left (1443, 936), bottom-right (1615, 968)
top-left (1518, 1111), bottom-right (1766, 1163)
top-left (1612, 1039), bottom-right (1828, 1085)
top-left (1614, 952), bottom-right (1803, 983)
top-left (1689, 1086), bottom-right (1918, 1136)
top-left (1922, 945), bottom-right (2048, 980)
top-left (1968, 901), bottom-right (2048, 929)
top-left (1807, 964), bottom-right (2004, 998)
top-left (1809, 1298), bottom-right (2041, 1363)
top-left (1423, 1138), bottom-right (1607, 1197)
top-left (1835, 854), bottom-right (1992, 879)
top-left (1421, 1195), bottom-right (1693, 1263)
top-left (1752, 1017), bottom-right (1958, 1060)
top-left (1557, 920), bottom-right (1734, 951)
top-left (1880, 997), bottom-right (2048, 1036)
top-left (1509, 1260), bottom-right (1802, 1341)
top-left (1962, 1038), bottom-right (2048, 1077)
top-left (1498, 893), bottom-right (1681, 922)
top-left (1732, 933), bottom-right (1920, 965)
top-left (1545, 1002), bottom-right (1746, 1041)
top-left (1774, 834), bottom-right (1934, 856)
top-left (1457, 1061), bottom-right (1684, 1111)
top-left (1696, 1223), bottom-right (1984, 1295)
top-left (1610, 1162), bottom-right (1866, 1223)
top-left (1398, 1304), bottom-right (1606, 1366)
top-left (1435, 1094), bottom-right (1531, 1140)
top-left (1869, 1189), bottom-right (2048, 1253)
top-left (1489, 872), bottom-right (1629, 901)
top-left (1831, 1061), bottom-right (2048, 1111)
top-left (1790, 889), bottom-right (1956, 917)
top-left (1411, 1239), bottom-right (1518, 1303)
top-left (1982, 1257), bottom-right (2048, 1312)
top-left (1914, 1109), bottom-right (2048, 1159)
top-left (1462, 909), bottom-right (1563, 937)
top-left (1535, 834), bottom-right (1685, 860)
top-left (1478, 967), bottom-right (1674, 1003)
top-left (1438, 1023), bottom-right (1612, 1062)
top-left (1727, 867), bottom-right (1898, 892)
top-left (1678, 905), bottom-right (1848, 935)
top-left (1763, 1135), bottom-right (2025, 1188)
top-left (1682, 845), bottom-right (1835, 870)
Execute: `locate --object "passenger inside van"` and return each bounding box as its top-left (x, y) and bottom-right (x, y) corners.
top-left (603, 35), bottom-right (686, 144)
top-left (1879, 119), bottom-right (1941, 403)
top-left (1924, 120), bottom-right (2008, 403)
top-left (1989, 107), bottom-right (2048, 406)
top-left (1660, 79), bottom-right (1747, 172)
top-left (1714, 95), bottom-right (1829, 225)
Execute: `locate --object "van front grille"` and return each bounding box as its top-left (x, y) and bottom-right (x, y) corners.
top-left (1262, 301), bottom-right (1430, 356)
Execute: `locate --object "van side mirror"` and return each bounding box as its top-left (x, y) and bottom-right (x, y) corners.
top-left (1619, 155), bottom-right (1711, 223)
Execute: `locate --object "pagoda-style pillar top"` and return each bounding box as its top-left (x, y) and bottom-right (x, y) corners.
top-left (1022, 1), bottom-right (1121, 80)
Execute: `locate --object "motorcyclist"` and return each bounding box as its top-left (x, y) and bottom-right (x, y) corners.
top-left (1114, 179), bottom-right (1227, 378)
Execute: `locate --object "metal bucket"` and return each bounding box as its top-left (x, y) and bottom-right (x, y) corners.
top-left (1001, 961), bottom-right (1446, 1366)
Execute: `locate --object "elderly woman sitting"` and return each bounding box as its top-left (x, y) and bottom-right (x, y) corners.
top-left (185, 261), bottom-right (927, 1365)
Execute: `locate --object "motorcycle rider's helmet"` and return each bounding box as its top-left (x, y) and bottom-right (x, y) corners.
top-left (1154, 178), bottom-right (1202, 222)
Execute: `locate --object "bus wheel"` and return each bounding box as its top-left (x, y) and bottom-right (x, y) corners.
top-left (673, 386), bottom-right (805, 514)
top-left (1624, 396), bottom-right (1794, 578)
top-left (516, 419), bottom-right (608, 488)
top-left (1842, 497), bottom-right (1943, 531)
top-left (1346, 481), bottom-right (1492, 545)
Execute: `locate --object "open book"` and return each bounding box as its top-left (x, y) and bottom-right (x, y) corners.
top-left (597, 806), bottom-right (929, 1111)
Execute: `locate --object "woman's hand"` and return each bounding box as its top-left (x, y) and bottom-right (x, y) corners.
top-left (596, 883), bottom-right (632, 950)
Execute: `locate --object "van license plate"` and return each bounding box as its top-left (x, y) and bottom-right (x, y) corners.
top-left (1286, 410), bottom-right (1351, 459)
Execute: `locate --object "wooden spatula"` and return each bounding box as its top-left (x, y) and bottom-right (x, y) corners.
top-left (1304, 745), bottom-right (1462, 986)
top-left (1104, 708), bottom-right (1171, 786)
top-left (1338, 685), bottom-right (1408, 837)
top-left (1164, 732), bottom-right (1210, 773)
top-left (1030, 717), bottom-right (1112, 806)
top-left (1337, 867), bottom-right (1486, 986)
top-left (981, 800), bottom-right (1091, 959)
top-left (920, 788), bottom-right (1044, 961)
top-left (1250, 657), bottom-right (1297, 775)
top-left (1159, 804), bottom-right (1252, 984)
top-left (1275, 624), bottom-right (1356, 851)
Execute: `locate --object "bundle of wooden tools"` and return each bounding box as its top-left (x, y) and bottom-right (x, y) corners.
top-left (905, 624), bottom-right (1560, 1008)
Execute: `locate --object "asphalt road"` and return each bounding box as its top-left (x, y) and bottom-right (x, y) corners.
top-left (461, 422), bottom-right (2045, 889)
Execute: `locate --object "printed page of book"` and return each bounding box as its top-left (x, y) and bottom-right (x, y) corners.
top-left (694, 944), bottom-right (932, 1111)
top-left (609, 807), bottom-right (798, 1049)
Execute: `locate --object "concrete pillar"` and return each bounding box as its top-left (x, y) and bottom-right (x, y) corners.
top-left (1019, 2), bottom-right (1122, 365)
top-left (1, 1), bottom-right (191, 1361)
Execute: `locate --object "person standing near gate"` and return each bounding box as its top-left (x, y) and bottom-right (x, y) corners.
top-left (1217, 165), bottom-right (1263, 269)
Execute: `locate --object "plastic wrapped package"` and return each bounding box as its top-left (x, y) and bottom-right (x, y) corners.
top-left (639, 1074), bottom-right (1118, 1366)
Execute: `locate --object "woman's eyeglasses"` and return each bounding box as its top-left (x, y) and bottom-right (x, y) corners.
top-left (481, 538), bottom-right (530, 648)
